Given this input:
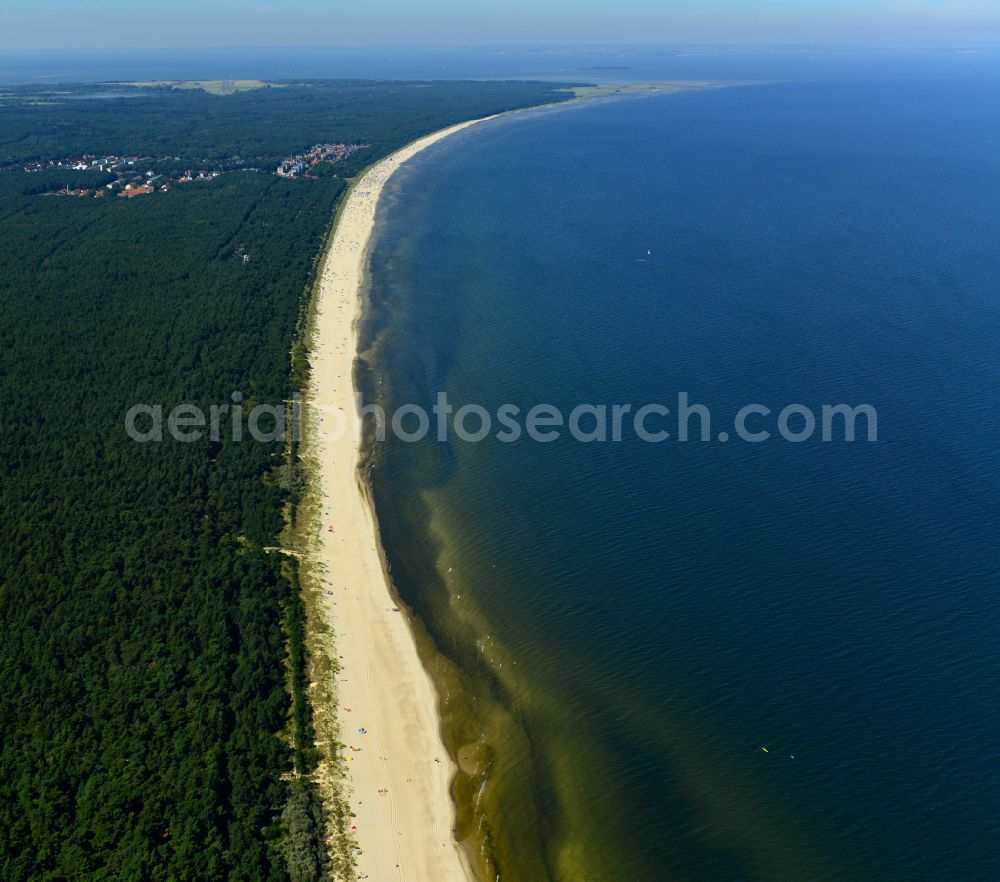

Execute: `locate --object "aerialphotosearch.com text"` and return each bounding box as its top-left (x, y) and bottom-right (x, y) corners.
top-left (125, 391), bottom-right (878, 445)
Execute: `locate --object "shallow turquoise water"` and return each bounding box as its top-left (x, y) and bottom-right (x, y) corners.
top-left (362, 79), bottom-right (1000, 880)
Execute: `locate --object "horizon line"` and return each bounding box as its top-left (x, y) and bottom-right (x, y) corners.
top-left (2, 40), bottom-right (998, 52)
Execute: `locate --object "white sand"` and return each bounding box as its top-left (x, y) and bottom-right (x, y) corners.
top-left (307, 120), bottom-right (492, 882)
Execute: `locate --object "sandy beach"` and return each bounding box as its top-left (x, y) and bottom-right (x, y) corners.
top-left (306, 120), bottom-right (491, 882)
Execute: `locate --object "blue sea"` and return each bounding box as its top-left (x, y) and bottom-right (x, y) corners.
top-left (1, 44), bottom-right (997, 85)
top-left (359, 75), bottom-right (1000, 880)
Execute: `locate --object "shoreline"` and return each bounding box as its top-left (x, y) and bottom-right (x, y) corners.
top-left (304, 118), bottom-right (494, 882)
top-left (301, 84), bottom-right (717, 881)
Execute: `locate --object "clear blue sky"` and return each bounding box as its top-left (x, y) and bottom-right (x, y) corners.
top-left (3, 0), bottom-right (998, 48)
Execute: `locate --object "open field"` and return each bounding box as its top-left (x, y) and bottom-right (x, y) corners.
top-left (120, 79), bottom-right (278, 94)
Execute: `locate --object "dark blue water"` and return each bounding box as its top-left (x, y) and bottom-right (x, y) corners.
top-left (363, 77), bottom-right (1000, 881)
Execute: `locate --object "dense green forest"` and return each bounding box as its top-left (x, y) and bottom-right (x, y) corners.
top-left (0, 79), bottom-right (572, 881)
top-left (0, 79), bottom-right (574, 172)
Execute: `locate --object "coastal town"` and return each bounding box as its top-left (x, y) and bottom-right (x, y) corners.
top-left (275, 140), bottom-right (367, 176)
top-left (19, 140), bottom-right (369, 198)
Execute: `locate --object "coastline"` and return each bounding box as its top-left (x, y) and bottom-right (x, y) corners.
top-left (301, 85), bottom-right (716, 881)
top-left (304, 118), bottom-right (493, 882)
